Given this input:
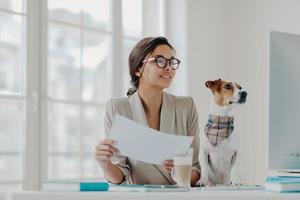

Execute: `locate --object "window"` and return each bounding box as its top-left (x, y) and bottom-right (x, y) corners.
top-left (122, 0), bottom-right (143, 94)
top-left (47, 0), bottom-right (111, 180)
top-left (0, 0), bottom-right (163, 192)
top-left (0, 0), bottom-right (26, 192)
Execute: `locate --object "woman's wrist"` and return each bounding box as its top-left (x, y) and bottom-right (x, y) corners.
top-left (102, 161), bottom-right (125, 184)
top-left (98, 159), bottom-right (113, 169)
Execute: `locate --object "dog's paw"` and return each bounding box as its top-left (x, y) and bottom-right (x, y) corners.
top-left (197, 176), bottom-right (209, 186)
top-left (197, 180), bottom-right (208, 187)
top-left (230, 178), bottom-right (243, 186)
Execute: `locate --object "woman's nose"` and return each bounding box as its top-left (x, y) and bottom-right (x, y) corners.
top-left (165, 63), bottom-right (172, 71)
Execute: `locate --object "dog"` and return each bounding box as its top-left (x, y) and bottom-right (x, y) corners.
top-left (197, 79), bottom-right (247, 186)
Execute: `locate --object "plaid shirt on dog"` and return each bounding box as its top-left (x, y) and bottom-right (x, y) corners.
top-left (205, 114), bottom-right (234, 146)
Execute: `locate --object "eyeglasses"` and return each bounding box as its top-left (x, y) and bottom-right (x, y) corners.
top-left (142, 55), bottom-right (181, 70)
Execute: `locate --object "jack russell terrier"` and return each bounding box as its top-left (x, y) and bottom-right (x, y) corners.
top-left (197, 79), bottom-right (247, 186)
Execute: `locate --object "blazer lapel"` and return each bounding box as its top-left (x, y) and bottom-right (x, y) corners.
top-left (159, 91), bottom-right (176, 133)
top-left (128, 91), bottom-right (176, 131)
top-left (128, 91), bottom-right (149, 127)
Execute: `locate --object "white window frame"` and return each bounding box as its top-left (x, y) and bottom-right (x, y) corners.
top-left (0, 0), bottom-right (28, 191)
top-left (0, 0), bottom-right (165, 191)
top-left (42, 0), bottom-right (111, 183)
top-left (23, 0), bottom-right (45, 190)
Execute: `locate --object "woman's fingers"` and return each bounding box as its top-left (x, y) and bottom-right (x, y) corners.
top-left (95, 146), bottom-right (119, 157)
top-left (163, 160), bottom-right (174, 172)
top-left (95, 155), bottom-right (110, 160)
top-left (95, 139), bottom-right (119, 166)
top-left (163, 160), bottom-right (174, 166)
top-left (95, 140), bottom-right (120, 155)
top-left (96, 150), bottom-right (114, 157)
top-left (102, 139), bottom-right (117, 145)
top-left (163, 165), bottom-right (173, 172)
top-left (96, 144), bottom-right (119, 154)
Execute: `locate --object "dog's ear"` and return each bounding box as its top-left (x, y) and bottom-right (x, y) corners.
top-left (205, 81), bottom-right (214, 88)
top-left (205, 79), bottom-right (222, 89)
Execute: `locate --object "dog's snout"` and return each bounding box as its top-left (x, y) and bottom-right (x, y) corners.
top-left (241, 91), bottom-right (247, 97)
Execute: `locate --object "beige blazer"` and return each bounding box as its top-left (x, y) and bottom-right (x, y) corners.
top-left (104, 91), bottom-right (200, 185)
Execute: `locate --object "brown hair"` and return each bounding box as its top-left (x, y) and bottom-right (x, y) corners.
top-left (127, 36), bottom-right (175, 96)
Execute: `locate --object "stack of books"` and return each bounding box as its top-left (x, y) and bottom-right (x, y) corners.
top-left (42, 180), bottom-right (109, 192)
top-left (265, 176), bottom-right (300, 192)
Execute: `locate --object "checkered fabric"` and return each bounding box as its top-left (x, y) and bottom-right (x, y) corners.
top-left (205, 114), bottom-right (234, 146)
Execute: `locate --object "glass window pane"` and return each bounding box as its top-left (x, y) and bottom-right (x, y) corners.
top-left (48, 102), bottom-right (80, 153)
top-left (0, 12), bottom-right (26, 95)
top-left (0, 0), bottom-right (25, 14)
top-left (83, 154), bottom-right (103, 178)
top-left (48, 155), bottom-right (80, 179)
top-left (48, 23), bottom-right (81, 100)
top-left (82, 31), bottom-right (110, 103)
top-left (48, 0), bottom-right (81, 25)
top-left (122, 0), bottom-right (142, 37)
top-left (82, 0), bottom-right (110, 31)
top-left (123, 39), bottom-right (137, 95)
top-left (0, 99), bottom-right (24, 152)
top-left (0, 155), bottom-right (21, 181)
top-left (83, 105), bottom-right (105, 153)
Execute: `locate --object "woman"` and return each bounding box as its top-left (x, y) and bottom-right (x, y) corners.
top-left (95, 37), bottom-right (201, 186)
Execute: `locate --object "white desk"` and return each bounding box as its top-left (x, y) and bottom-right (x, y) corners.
top-left (11, 190), bottom-right (300, 200)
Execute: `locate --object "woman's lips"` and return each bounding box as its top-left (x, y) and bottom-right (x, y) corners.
top-left (160, 75), bottom-right (172, 80)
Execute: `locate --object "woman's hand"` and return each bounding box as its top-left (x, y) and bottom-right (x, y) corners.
top-left (163, 159), bottom-right (174, 173)
top-left (95, 139), bottom-right (119, 167)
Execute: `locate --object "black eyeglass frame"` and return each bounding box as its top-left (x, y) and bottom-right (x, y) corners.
top-left (142, 55), bottom-right (181, 70)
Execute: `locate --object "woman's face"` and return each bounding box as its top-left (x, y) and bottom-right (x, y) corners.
top-left (136, 44), bottom-right (177, 90)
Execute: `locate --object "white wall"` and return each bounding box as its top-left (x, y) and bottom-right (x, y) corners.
top-left (177, 0), bottom-right (300, 184)
top-left (185, 0), bottom-right (227, 139)
top-left (224, 0), bottom-right (300, 184)
top-left (164, 0), bottom-right (188, 96)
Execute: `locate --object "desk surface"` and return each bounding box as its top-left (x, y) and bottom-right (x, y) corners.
top-left (11, 190), bottom-right (300, 200)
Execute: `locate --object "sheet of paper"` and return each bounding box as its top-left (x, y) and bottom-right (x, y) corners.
top-left (108, 115), bottom-right (193, 165)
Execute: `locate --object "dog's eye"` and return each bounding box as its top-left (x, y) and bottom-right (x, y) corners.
top-left (239, 86), bottom-right (242, 90)
top-left (224, 84), bottom-right (231, 89)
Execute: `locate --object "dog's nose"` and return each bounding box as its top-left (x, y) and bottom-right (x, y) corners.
top-left (241, 91), bottom-right (247, 98)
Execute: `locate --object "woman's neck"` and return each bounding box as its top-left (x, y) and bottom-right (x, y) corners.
top-left (138, 85), bottom-right (163, 116)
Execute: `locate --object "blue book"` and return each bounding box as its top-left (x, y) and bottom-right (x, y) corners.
top-left (80, 182), bottom-right (109, 191)
top-left (267, 177), bottom-right (300, 180)
top-left (278, 176), bottom-right (300, 179)
top-left (266, 176), bottom-right (300, 183)
top-left (42, 180), bottom-right (109, 192)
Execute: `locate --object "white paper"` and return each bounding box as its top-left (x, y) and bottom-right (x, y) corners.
top-left (108, 115), bottom-right (193, 165)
